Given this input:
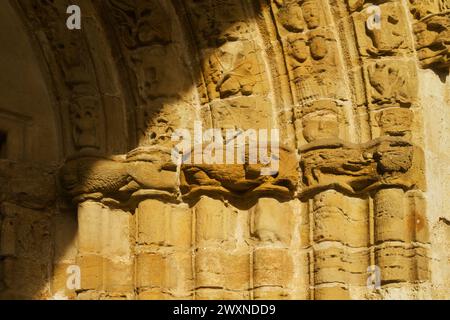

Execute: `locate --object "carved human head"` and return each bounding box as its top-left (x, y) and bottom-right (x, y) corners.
top-left (69, 96), bottom-right (99, 149)
top-left (376, 141), bottom-right (413, 173)
top-left (302, 100), bottom-right (340, 142)
top-left (378, 108), bottom-right (413, 137)
top-left (309, 32), bottom-right (328, 60)
top-left (301, 0), bottom-right (322, 29)
top-left (288, 35), bottom-right (309, 63)
top-left (278, 1), bottom-right (306, 32)
top-left (70, 97), bottom-right (98, 127)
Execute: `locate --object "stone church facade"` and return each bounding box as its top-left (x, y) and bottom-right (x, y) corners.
top-left (0, 0), bottom-right (449, 299)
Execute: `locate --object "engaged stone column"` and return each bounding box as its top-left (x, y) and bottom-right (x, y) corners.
top-left (374, 188), bottom-right (415, 285)
top-left (193, 196), bottom-right (250, 300)
top-left (251, 198), bottom-right (296, 299)
top-left (76, 201), bottom-right (134, 299)
top-left (60, 147), bottom-right (182, 299)
top-left (298, 100), bottom-right (370, 299)
top-left (135, 199), bottom-right (192, 299)
top-left (311, 191), bottom-right (369, 300)
top-left (179, 137), bottom-right (299, 299)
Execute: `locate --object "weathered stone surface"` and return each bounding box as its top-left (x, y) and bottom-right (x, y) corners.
top-left (250, 198), bottom-right (294, 245)
top-left (408, 1), bottom-right (450, 71)
top-left (180, 144), bottom-right (299, 199)
top-left (299, 137), bottom-right (426, 197)
top-left (0, 0), bottom-right (448, 301)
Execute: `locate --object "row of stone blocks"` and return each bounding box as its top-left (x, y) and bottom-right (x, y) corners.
top-left (42, 189), bottom-right (429, 300)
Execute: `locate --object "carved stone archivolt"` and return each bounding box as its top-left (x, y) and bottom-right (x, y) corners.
top-left (17, 0), bottom-right (103, 153)
top-left (15, 0), bottom-right (130, 156)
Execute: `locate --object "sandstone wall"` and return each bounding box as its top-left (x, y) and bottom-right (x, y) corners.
top-left (0, 0), bottom-right (449, 300)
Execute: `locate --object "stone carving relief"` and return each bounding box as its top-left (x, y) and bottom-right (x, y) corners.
top-left (69, 97), bottom-right (100, 150)
top-left (296, 91), bottom-right (423, 199)
top-left (366, 60), bottom-right (418, 107)
top-left (184, 0), bottom-right (275, 152)
top-left (130, 46), bottom-right (190, 102)
top-left (277, 0), bottom-right (306, 33)
top-left (59, 143), bottom-right (298, 203)
top-left (407, 0), bottom-right (450, 71)
top-left (275, 0), bottom-right (326, 32)
top-left (299, 137), bottom-right (425, 197)
top-left (287, 31), bottom-right (346, 100)
top-left (180, 144), bottom-right (299, 199)
top-left (203, 42), bottom-right (262, 100)
top-left (60, 148), bottom-right (178, 205)
top-left (353, 2), bottom-right (412, 56)
top-left (137, 104), bottom-right (180, 147)
top-left (376, 108), bottom-right (414, 139)
top-left (18, 0), bottom-right (104, 152)
top-left (346, 0), bottom-right (365, 12)
top-left (271, 0), bottom-right (348, 102)
top-left (184, 0), bottom-right (252, 47)
top-left (301, 0), bottom-right (325, 29)
top-left (109, 0), bottom-right (172, 49)
top-left (209, 97), bottom-right (273, 132)
top-left (107, 0), bottom-right (195, 147)
top-left (2, 0), bottom-right (440, 301)
top-left (413, 14), bottom-right (450, 71)
top-left (295, 100), bottom-right (342, 144)
top-left (409, 0), bottom-right (442, 19)
top-left (184, 0), bottom-right (271, 106)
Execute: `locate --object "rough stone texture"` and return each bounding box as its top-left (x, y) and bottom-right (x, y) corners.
top-left (0, 0), bottom-right (449, 300)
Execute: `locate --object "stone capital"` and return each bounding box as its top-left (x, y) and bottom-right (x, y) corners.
top-left (59, 147), bottom-right (178, 206)
top-left (299, 137), bottom-right (426, 198)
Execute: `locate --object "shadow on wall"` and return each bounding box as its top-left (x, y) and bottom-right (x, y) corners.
top-left (0, 0), bottom-right (77, 300)
top-left (0, 0), bottom-right (271, 299)
top-left (98, 0), bottom-right (273, 149)
top-left (2, 0), bottom-right (444, 300)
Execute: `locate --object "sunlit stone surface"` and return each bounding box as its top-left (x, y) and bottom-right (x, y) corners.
top-left (0, 0), bottom-right (449, 300)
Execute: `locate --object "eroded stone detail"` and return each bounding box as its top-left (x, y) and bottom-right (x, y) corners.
top-left (179, 144), bottom-right (299, 199)
top-left (1, 0), bottom-right (446, 301)
top-left (352, 2), bottom-right (413, 57)
top-left (18, 0), bottom-right (105, 153)
top-left (299, 137), bottom-right (425, 197)
top-left (107, 0), bottom-right (196, 147)
top-left (60, 148), bottom-right (178, 205)
top-left (408, 0), bottom-right (450, 71)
